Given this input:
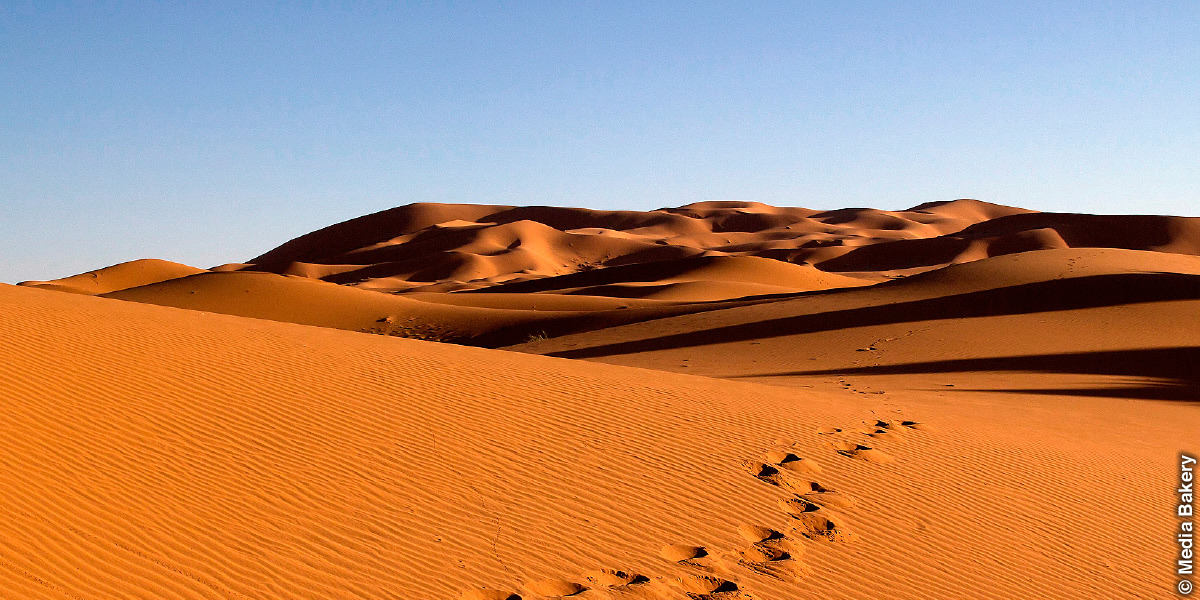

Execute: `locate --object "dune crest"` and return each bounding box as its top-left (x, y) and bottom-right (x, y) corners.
top-left (235, 200), bottom-right (1200, 294)
top-left (2, 281), bottom-right (1187, 598)
top-left (23, 202), bottom-right (1200, 342)
top-left (6, 199), bottom-right (1198, 599)
top-left (18, 258), bottom-right (206, 295)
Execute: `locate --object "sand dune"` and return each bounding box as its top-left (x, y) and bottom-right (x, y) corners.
top-left (2, 281), bottom-right (1186, 599)
top-left (17, 258), bottom-right (206, 295)
top-left (477, 255), bottom-right (870, 301)
top-left (818, 212), bottom-right (1200, 273)
top-left (99, 269), bottom-right (762, 345)
top-left (515, 248), bottom-right (1200, 388)
top-left (9, 201), bottom-right (1198, 599)
top-left (25, 201), bottom-right (1200, 338)
top-left (234, 200), bottom-right (1200, 293)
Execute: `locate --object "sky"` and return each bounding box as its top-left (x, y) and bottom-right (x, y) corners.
top-left (2, 1), bottom-right (1198, 283)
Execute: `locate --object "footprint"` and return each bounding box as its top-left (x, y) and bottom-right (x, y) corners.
top-left (763, 451), bottom-right (823, 475)
top-left (861, 419), bottom-right (912, 436)
top-left (828, 441), bottom-right (896, 464)
top-left (746, 460), bottom-right (779, 479)
top-left (673, 573), bottom-right (739, 594)
top-left (738, 549), bottom-right (810, 583)
top-left (581, 568), bottom-right (649, 588)
top-left (875, 418), bottom-right (932, 432)
top-left (660, 544), bottom-right (708, 562)
top-left (803, 490), bottom-right (858, 510)
top-left (780, 476), bottom-right (859, 510)
top-left (729, 524), bottom-right (811, 586)
top-left (736, 524), bottom-right (782, 544)
top-left (789, 511), bottom-right (858, 543)
top-left (747, 461), bottom-right (827, 496)
top-left (746, 461), bottom-right (790, 488)
top-left (789, 510), bottom-right (840, 535)
top-left (777, 497), bottom-right (821, 516)
top-left (779, 495), bottom-right (858, 544)
top-left (738, 523), bottom-right (804, 554)
top-left (859, 424), bottom-right (895, 437)
top-left (759, 534), bottom-right (806, 559)
top-left (461, 590), bottom-right (521, 600)
top-left (753, 465), bottom-right (857, 510)
top-left (787, 478), bottom-right (826, 493)
top-left (738, 543), bottom-right (789, 563)
top-left (522, 578), bottom-right (586, 597)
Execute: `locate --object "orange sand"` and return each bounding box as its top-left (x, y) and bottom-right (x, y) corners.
top-left (6, 201), bottom-right (1197, 599)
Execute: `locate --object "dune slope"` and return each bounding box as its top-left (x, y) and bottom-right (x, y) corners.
top-left (26, 202), bottom-right (1200, 340)
top-left (99, 270), bottom-right (770, 345)
top-left (1, 281), bottom-right (1184, 599)
top-left (514, 249), bottom-right (1200, 396)
top-left (237, 200), bottom-right (1200, 295)
top-left (17, 258), bottom-right (206, 295)
top-left (10, 201), bottom-right (1200, 600)
top-left (0, 283), bottom-right (880, 600)
top-left (510, 248), bottom-right (1200, 599)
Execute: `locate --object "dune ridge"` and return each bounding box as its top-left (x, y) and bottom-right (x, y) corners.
top-left (96, 269), bottom-right (775, 345)
top-left (236, 200), bottom-right (1200, 293)
top-left (8, 201), bottom-right (1198, 599)
top-left (18, 258), bottom-right (205, 295)
top-left (515, 248), bottom-right (1200, 388)
top-left (1, 282), bottom-right (1186, 599)
top-left (20, 201), bottom-right (1200, 341)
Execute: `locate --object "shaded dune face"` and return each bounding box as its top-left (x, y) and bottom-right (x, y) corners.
top-left (18, 200), bottom-right (1200, 348)
top-left (2, 278), bottom-right (1191, 599)
top-left (23, 200), bottom-right (1197, 303)
top-left (237, 200), bottom-right (1200, 292)
top-left (6, 202), bottom-right (1199, 600)
top-left (513, 246), bottom-right (1200, 403)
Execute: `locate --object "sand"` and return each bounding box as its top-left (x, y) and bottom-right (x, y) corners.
top-left (18, 259), bottom-right (205, 295)
top-left (6, 200), bottom-right (1197, 599)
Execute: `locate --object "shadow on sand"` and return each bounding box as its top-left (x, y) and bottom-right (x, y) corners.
top-left (548, 273), bottom-right (1200, 359)
top-left (731, 347), bottom-right (1200, 402)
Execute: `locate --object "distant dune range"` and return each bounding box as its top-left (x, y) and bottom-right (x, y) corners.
top-left (212, 199), bottom-right (1200, 287)
top-left (18, 199), bottom-right (1200, 345)
top-left (8, 200), bottom-right (1199, 599)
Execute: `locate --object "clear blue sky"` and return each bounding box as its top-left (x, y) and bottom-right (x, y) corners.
top-left (2, 2), bottom-right (1197, 283)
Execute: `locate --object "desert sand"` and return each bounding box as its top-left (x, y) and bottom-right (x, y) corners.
top-left (6, 200), bottom-right (1197, 599)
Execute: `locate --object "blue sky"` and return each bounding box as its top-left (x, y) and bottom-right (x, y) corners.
top-left (2, 1), bottom-right (1197, 283)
